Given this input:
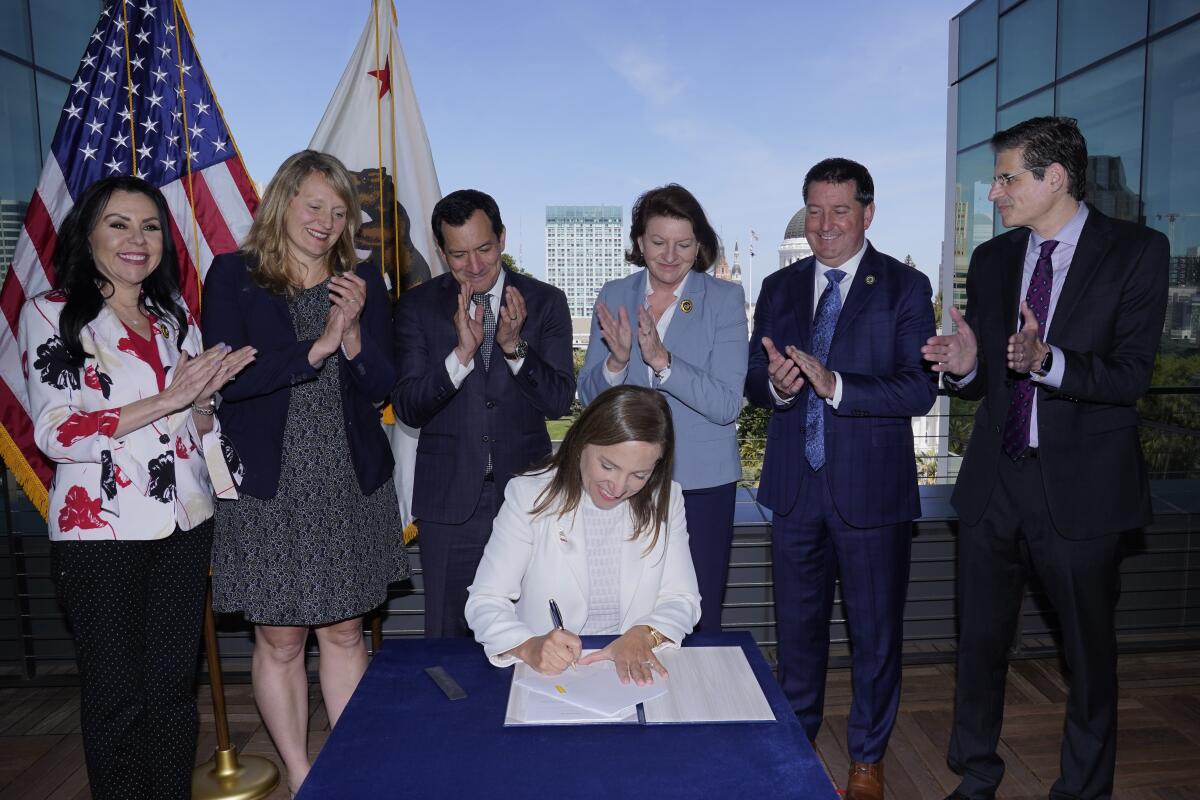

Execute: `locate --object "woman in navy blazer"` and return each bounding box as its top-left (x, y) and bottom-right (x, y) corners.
top-left (578, 184), bottom-right (748, 631)
top-left (202, 151), bottom-right (408, 794)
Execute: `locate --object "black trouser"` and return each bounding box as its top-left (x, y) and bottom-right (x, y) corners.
top-left (949, 455), bottom-right (1122, 800)
top-left (53, 520), bottom-right (214, 800)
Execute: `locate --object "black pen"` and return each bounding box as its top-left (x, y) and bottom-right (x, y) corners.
top-left (549, 598), bottom-right (575, 670)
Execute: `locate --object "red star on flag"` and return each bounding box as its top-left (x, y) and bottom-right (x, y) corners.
top-left (367, 56), bottom-right (391, 98)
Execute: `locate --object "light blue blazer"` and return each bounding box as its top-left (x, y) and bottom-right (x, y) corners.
top-left (579, 269), bottom-right (748, 490)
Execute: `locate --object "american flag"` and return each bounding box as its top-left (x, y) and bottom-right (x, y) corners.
top-left (0, 0), bottom-right (257, 516)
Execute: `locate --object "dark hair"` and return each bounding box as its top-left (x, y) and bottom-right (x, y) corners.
top-left (530, 386), bottom-right (675, 552)
top-left (625, 184), bottom-right (720, 272)
top-left (431, 189), bottom-right (504, 250)
top-left (991, 116), bottom-right (1088, 201)
top-left (802, 158), bottom-right (875, 206)
top-left (53, 176), bottom-right (188, 367)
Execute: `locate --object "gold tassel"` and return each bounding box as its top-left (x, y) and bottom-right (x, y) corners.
top-left (402, 520), bottom-right (418, 545)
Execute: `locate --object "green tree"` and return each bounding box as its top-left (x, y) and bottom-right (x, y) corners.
top-left (737, 404), bottom-right (772, 486)
top-left (501, 253), bottom-right (530, 276)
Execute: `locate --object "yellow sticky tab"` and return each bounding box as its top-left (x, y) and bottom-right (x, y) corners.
top-left (555, 685), bottom-right (566, 694)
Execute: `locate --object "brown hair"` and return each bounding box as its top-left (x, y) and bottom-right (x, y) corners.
top-left (530, 386), bottom-right (675, 552)
top-left (240, 150), bottom-right (361, 295)
top-left (625, 184), bottom-right (720, 272)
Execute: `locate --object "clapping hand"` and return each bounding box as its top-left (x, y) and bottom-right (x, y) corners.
top-left (762, 336), bottom-right (805, 399)
top-left (1006, 302), bottom-right (1047, 374)
top-left (495, 285), bottom-right (527, 355)
top-left (596, 302), bottom-right (633, 372)
top-left (921, 306), bottom-right (978, 377)
top-left (453, 282), bottom-right (485, 366)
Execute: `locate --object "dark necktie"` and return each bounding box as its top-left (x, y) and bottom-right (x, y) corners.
top-left (1002, 239), bottom-right (1058, 460)
top-left (471, 291), bottom-right (496, 371)
top-left (805, 268), bottom-right (846, 470)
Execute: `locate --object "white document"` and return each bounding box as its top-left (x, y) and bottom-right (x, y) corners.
top-left (513, 654), bottom-right (667, 717)
top-left (641, 647), bottom-right (776, 724)
top-left (504, 684), bottom-right (639, 726)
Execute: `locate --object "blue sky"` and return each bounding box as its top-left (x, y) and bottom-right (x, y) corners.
top-left (186, 0), bottom-right (969, 302)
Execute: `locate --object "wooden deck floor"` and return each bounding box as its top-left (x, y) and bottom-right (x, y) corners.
top-left (1, 650), bottom-right (1198, 799)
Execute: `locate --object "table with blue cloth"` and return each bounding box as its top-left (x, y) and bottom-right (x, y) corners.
top-left (296, 631), bottom-right (836, 799)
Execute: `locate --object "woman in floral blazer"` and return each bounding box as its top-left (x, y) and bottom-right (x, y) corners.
top-left (18, 176), bottom-right (253, 800)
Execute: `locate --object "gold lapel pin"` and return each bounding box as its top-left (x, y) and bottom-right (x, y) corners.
top-left (680, 299), bottom-right (694, 313)
top-left (864, 275), bottom-right (876, 286)
top-left (158, 322), bottom-right (170, 337)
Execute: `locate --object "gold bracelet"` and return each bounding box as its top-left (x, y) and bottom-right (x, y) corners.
top-left (646, 626), bottom-right (668, 648)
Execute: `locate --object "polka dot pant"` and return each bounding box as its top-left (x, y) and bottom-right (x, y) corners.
top-left (52, 519), bottom-right (214, 800)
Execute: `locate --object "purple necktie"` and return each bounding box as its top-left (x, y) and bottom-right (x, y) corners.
top-left (1002, 239), bottom-right (1058, 459)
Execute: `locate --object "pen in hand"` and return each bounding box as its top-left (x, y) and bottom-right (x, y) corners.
top-left (549, 598), bottom-right (576, 671)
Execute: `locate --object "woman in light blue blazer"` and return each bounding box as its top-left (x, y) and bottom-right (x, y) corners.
top-left (578, 184), bottom-right (748, 631)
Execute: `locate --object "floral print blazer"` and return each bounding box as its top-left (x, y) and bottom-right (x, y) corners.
top-left (19, 290), bottom-right (241, 541)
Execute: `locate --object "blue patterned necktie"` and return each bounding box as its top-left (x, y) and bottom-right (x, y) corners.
top-left (1002, 239), bottom-right (1058, 459)
top-left (471, 291), bottom-right (496, 371)
top-left (805, 268), bottom-right (846, 470)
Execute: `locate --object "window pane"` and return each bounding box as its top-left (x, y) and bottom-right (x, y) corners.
top-left (957, 64), bottom-right (997, 150)
top-left (35, 73), bottom-right (68, 159)
top-left (1058, 0), bottom-right (1148, 76)
top-left (998, 88), bottom-right (1054, 130)
top-left (958, 0), bottom-right (998, 78)
top-left (1152, 0), bottom-right (1200, 31)
top-left (1144, 21), bottom-right (1200, 349)
top-left (998, 0), bottom-right (1055, 103)
top-left (0, 57), bottom-right (43, 201)
top-left (953, 144), bottom-right (996, 310)
top-left (29, 0), bottom-right (100, 80)
top-left (1057, 48), bottom-right (1144, 222)
top-left (0, 0), bottom-right (32, 59)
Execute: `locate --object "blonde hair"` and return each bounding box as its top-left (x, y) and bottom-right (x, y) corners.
top-left (241, 150), bottom-right (361, 295)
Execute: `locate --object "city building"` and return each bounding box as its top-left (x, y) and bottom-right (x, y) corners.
top-left (1, 1), bottom-right (101, 280)
top-left (778, 207), bottom-right (814, 270)
top-left (544, 205), bottom-right (628, 320)
top-left (945, 0), bottom-right (1199, 349)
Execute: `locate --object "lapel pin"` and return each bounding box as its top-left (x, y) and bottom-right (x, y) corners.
top-left (680, 299), bottom-right (693, 313)
top-left (557, 527), bottom-right (567, 544)
top-left (864, 275), bottom-right (876, 286)
top-left (157, 322), bottom-right (169, 337)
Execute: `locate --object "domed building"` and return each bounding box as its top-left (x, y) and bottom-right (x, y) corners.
top-left (778, 207), bottom-right (813, 270)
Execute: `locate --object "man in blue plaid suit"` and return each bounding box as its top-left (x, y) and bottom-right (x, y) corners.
top-left (746, 159), bottom-right (937, 800)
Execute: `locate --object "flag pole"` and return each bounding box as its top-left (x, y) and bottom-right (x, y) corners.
top-left (192, 583), bottom-right (280, 800)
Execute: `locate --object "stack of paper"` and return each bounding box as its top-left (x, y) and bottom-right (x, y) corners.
top-left (505, 652), bottom-right (667, 726)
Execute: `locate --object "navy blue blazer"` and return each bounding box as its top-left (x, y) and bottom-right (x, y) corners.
top-left (202, 252), bottom-right (396, 500)
top-left (578, 269), bottom-right (748, 490)
top-left (391, 268), bottom-right (575, 525)
top-left (746, 245), bottom-right (937, 528)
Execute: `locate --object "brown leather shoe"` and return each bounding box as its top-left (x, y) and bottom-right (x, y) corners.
top-left (845, 761), bottom-right (884, 800)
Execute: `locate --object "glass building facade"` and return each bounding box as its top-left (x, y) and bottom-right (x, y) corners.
top-left (0, 0), bottom-right (101, 280)
top-left (945, 0), bottom-right (1200, 342)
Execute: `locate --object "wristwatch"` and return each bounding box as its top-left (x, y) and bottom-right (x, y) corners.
top-left (1033, 348), bottom-right (1053, 377)
top-left (502, 339), bottom-right (528, 360)
top-left (652, 352), bottom-right (672, 381)
top-left (646, 626), bottom-right (668, 648)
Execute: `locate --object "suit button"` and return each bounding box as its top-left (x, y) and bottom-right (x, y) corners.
top-left (994, 425), bottom-right (1001, 433)
top-left (486, 401), bottom-right (495, 409)
top-left (482, 434), bottom-right (490, 443)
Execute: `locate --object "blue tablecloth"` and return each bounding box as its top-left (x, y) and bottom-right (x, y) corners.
top-left (297, 631), bottom-right (836, 799)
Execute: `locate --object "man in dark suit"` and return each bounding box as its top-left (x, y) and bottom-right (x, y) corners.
top-left (923, 117), bottom-right (1168, 800)
top-left (392, 189), bottom-right (574, 638)
top-left (747, 158), bottom-right (937, 800)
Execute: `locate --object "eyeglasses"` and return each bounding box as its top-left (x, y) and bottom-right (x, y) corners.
top-left (990, 168), bottom-right (1038, 187)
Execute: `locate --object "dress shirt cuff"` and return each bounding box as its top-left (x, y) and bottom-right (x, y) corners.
top-left (505, 356), bottom-right (525, 375)
top-left (768, 380), bottom-right (798, 407)
top-left (444, 350), bottom-right (474, 389)
top-left (652, 365), bottom-right (671, 386)
top-left (1030, 344), bottom-right (1065, 389)
top-left (945, 365), bottom-right (978, 388)
top-left (825, 372), bottom-right (843, 409)
top-left (603, 362), bottom-right (628, 385)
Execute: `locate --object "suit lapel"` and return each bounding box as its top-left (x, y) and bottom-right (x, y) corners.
top-left (662, 271), bottom-right (707, 353)
top-left (791, 259), bottom-right (817, 352)
top-left (1045, 209), bottom-right (1109, 338)
top-left (1001, 230), bottom-right (1030, 335)
top-left (618, 512), bottom-right (647, 630)
top-left (555, 507), bottom-right (589, 603)
top-left (832, 245), bottom-right (879, 341)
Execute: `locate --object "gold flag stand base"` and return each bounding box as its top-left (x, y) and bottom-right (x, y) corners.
top-left (192, 583), bottom-right (280, 800)
top-left (192, 748), bottom-right (280, 800)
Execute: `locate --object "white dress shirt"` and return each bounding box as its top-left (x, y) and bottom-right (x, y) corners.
top-left (603, 270), bottom-right (690, 387)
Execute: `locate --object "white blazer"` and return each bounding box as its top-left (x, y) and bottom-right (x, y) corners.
top-left (466, 470), bottom-right (701, 666)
